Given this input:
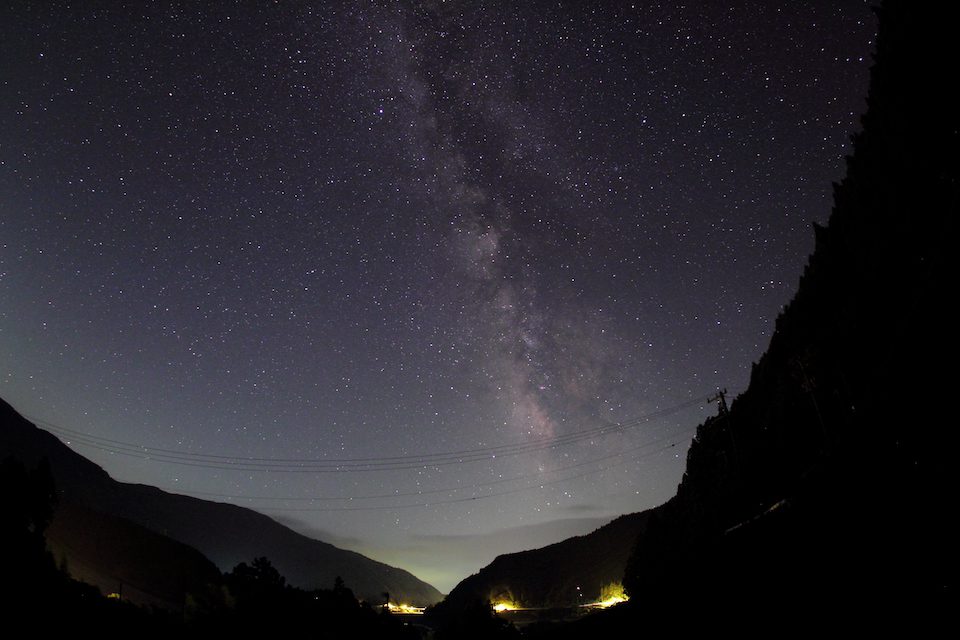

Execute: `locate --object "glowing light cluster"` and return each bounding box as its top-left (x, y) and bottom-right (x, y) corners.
top-left (385, 603), bottom-right (425, 615)
top-left (594, 594), bottom-right (629, 608)
top-left (582, 581), bottom-right (629, 609)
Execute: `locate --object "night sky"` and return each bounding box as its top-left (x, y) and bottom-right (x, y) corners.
top-left (1, 2), bottom-right (875, 592)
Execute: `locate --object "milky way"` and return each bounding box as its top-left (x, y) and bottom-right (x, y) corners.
top-left (0, 2), bottom-right (875, 591)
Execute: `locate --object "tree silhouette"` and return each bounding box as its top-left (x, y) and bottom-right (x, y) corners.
top-left (2, 456), bottom-right (59, 595)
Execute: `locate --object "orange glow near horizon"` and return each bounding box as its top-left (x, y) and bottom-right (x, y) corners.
top-left (385, 602), bottom-right (425, 615)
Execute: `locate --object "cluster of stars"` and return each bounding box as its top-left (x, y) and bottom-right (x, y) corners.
top-left (0, 1), bottom-right (875, 592)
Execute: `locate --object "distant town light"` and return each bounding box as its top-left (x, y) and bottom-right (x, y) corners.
top-left (385, 602), bottom-right (425, 615)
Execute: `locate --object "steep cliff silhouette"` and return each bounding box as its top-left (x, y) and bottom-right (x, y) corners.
top-left (620, 0), bottom-right (956, 617)
top-left (0, 399), bottom-right (443, 606)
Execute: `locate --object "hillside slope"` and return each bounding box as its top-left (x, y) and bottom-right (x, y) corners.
top-left (0, 399), bottom-right (443, 606)
top-left (45, 501), bottom-right (223, 610)
top-left (440, 510), bottom-right (652, 610)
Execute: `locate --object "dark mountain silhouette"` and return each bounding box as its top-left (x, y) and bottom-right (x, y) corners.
top-left (2, 454), bottom-right (426, 638)
top-left (0, 399), bottom-right (443, 606)
top-left (616, 0), bottom-right (956, 622)
top-left (439, 1), bottom-right (956, 631)
top-left (439, 510), bottom-right (651, 610)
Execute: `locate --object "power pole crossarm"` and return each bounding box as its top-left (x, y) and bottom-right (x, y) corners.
top-left (707, 388), bottom-right (729, 416)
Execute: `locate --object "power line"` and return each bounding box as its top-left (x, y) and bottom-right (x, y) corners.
top-left (33, 396), bottom-right (702, 465)
top-left (41, 414), bottom-right (676, 471)
top-left (158, 425), bottom-right (697, 504)
top-left (254, 437), bottom-right (693, 512)
top-left (30, 396), bottom-right (705, 473)
top-left (24, 396), bottom-right (704, 513)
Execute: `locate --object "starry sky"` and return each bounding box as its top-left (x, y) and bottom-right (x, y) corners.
top-left (0, 1), bottom-right (875, 593)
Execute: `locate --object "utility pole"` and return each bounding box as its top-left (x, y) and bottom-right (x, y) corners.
top-left (707, 388), bottom-right (729, 416)
top-left (707, 388), bottom-right (739, 469)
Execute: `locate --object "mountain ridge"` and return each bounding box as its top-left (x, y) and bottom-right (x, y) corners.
top-left (0, 398), bottom-right (444, 606)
